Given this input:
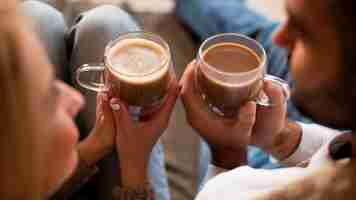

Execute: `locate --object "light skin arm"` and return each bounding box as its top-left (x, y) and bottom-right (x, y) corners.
top-left (110, 81), bottom-right (180, 187)
top-left (51, 93), bottom-right (116, 200)
top-left (78, 93), bottom-right (116, 166)
top-left (77, 82), bottom-right (180, 190)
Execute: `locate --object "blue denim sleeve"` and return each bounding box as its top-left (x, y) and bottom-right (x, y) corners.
top-left (176, 0), bottom-right (271, 40)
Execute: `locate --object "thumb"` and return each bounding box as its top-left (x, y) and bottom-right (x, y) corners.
top-left (110, 98), bottom-right (132, 130)
top-left (264, 80), bottom-right (286, 107)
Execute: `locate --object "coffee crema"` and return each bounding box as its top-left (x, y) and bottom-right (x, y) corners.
top-left (106, 38), bottom-right (171, 107)
top-left (203, 43), bottom-right (261, 73)
top-left (197, 42), bottom-right (263, 117)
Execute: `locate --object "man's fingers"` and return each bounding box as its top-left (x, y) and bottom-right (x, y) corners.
top-left (237, 102), bottom-right (257, 130)
top-left (180, 61), bottom-right (200, 103)
top-left (264, 80), bottom-right (285, 106)
top-left (180, 61), bottom-right (196, 91)
top-left (180, 61), bottom-right (207, 118)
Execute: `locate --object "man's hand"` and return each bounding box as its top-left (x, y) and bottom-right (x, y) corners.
top-left (251, 80), bottom-right (302, 160)
top-left (180, 61), bottom-right (256, 169)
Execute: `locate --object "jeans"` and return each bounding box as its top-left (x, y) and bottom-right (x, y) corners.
top-left (21, 1), bottom-right (170, 199)
top-left (176, 0), bottom-right (312, 187)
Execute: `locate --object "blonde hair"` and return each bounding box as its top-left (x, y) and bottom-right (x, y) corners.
top-left (0, 1), bottom-right (46, 198)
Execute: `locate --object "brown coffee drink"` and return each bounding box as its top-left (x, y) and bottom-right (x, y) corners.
top-left (197, 42), bottom-right (263, 117)
top-left (106, 38), bottom-right (171, 111)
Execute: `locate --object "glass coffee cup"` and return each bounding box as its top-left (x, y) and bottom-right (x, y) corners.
top-left (195, 33), bottom-right (290, 118)
top-left (76, 32), bottom-right (175, 118)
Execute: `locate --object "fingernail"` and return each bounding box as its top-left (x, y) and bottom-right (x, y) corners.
top-left (329, 140), bottom-right (352, 160)
top-left (110, 103), bottom-right (120, 111)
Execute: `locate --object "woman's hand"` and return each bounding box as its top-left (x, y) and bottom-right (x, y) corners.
top-left (78, 92), bottom-right (116, 166)
top-left (180, 61), bottom-right (257, 169)
top-left (111, 82), bottom-right (180, 187)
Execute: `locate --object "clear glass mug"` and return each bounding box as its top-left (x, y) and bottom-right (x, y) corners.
top-left (76, 32), bottom-right (175, 118)
top-left (195, 33), bottom-right (290, 118)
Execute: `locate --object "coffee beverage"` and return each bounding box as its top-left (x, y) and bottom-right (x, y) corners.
top-left (76, 32), bottom-right (177, 119)
top-left (196, 42), bottom-right (263, 117)
top-left (203, 43), bottom-right (260, 73)
top-left (106, 38), bottom-right (171, 111)
top-left (77, 33), bottom-right (289, 119)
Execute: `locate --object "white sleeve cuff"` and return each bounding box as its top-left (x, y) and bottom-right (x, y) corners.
top-left (280, 123), bottom-right (342, 166)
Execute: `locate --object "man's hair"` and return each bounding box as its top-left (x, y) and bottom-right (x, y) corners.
top-left (328, 0), bottom-right (356, 128)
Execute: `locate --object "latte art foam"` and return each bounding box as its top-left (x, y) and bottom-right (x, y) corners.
top-left (107, 38), bottom-right (169, 84)
top-left (105, 37), bottom-right (172, 109)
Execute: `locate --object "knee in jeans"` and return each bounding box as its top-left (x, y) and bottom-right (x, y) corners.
top-left (21, 0), bottom-right (65, 28)
top-left (77, 5), bottom-right (140, 37)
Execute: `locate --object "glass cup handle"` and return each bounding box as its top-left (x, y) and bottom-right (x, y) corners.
top-left (76, 63), bottom-right (106, 92)
top-left (256, 75), bottom-right (291, 106)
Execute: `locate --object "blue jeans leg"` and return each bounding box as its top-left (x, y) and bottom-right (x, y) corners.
top-left (20, 0), bottom-right (69, 82)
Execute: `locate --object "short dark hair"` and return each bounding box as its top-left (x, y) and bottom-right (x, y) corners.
top-left (327, 0), bottom-right (356, 128)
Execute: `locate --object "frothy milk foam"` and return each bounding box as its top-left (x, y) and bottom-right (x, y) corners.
top-left (201, 43), bottom-right (262, 88)
top-left (107, 38), bottom-right (169, 83)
